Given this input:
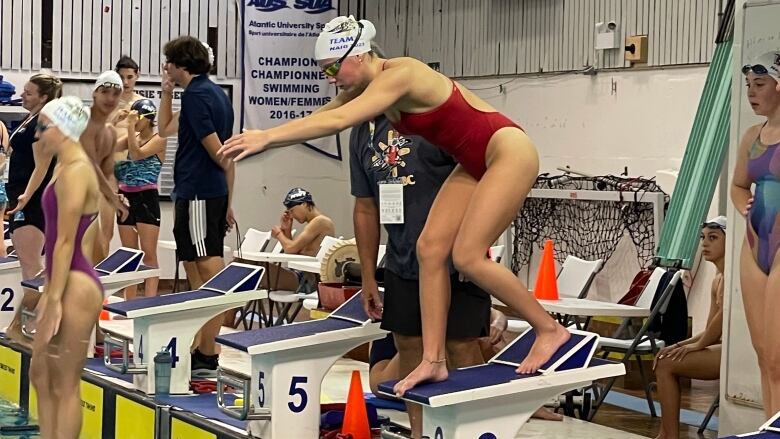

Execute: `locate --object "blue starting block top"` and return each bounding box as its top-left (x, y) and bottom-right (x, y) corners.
top-left (723, 412), bottom-right (780, 438)
top-left (0, 254), bottom-right (18, 264)
top-left (378, 329), bottom-right (608, 404)
top-left (95, 247), bottom-right (144, 274)
top-left (492, 331), bottom-right (597, 373)
top-left (103, 263), bottom-right (264, 317)
top-left (216, 290), bottom-right (380, 352)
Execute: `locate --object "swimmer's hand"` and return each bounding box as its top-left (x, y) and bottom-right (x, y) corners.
top-left (742, 197), bottom-right (754, 217)
top-left (112, 109), bottom-right (130, 125)
top-left (361, 281), bottom-right (383, 321)
top-left (219, 130), bottom-right (270, 161)
top-left (35, 296), bottom-right (62, 345)
top-left (114, 193), bottom-right (130, 222)
top-left (488, 309), bottom-right (508, 345)
top-left (280, 212), bottom-right (293, 233)
top-left (8, 192), bottom-right (30, 215)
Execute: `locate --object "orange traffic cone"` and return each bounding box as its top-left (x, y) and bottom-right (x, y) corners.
top-left (533, 240), bottom-right (559, 300)
top-left (99, 298), bottom-right (110, 320)
top-left (341, 370), bottom-right (370, 439)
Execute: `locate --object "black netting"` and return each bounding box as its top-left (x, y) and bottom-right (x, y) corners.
top-left (512, 174), bottom-right (668, 273)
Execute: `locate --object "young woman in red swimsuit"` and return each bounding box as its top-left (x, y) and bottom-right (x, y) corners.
top-left (219, 16), bottom-right (570, 396)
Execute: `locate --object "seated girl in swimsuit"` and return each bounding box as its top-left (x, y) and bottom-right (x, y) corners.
top-left (27, 96), bottom-right (102, 439)
top-left (731, 51), bottom-right (780, 418)
top-left (652, 218), bottom-right (726, 439)
top-left (219, 15), bottom-right (569, 397)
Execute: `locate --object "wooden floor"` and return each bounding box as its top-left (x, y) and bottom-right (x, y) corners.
top-left (591, 379), bottom-right (719, 438)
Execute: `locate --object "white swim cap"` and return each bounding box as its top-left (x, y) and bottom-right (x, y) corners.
top-left (94, 70), bottom-right (123, 91)
top-left (41, 96), bottom-right (90, 142)
top-left (314, 15), bottom-right (376, 61)
top-left (743, 51), bottom-right (780, 82)
top-left (703, 215), bottom-right (727, 231)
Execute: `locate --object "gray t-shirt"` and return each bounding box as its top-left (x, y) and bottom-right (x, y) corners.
top-left (350, 115), bottom-right (456, 280)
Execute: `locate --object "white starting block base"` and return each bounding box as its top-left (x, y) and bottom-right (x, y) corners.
top-left (0, 255), bottom-right (22, 332)
top-left (103, 263), bottom-right (267, 395)
top-left (215, 291), bottom-right (387, 439)
top-left (379, 329), bottom-right (624, 439)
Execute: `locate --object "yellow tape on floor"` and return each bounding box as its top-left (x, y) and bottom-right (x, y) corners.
top-left (115, 395), bottom-right (155, 438)
top-left (170, 417), bottom-right (217, 439)
top-left (0, 344), bottom-right (21, 405)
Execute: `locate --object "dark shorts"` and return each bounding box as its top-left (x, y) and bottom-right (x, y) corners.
top-left (7, 189), bottom-right (44, 234)
top-left (118, 189), bottom-right (161, 227)
top-left (369, 333), bottom-right (398, 370)
top-left (380, 270), bottom-right (491, 338)
top-left (173, 196), bottom-right (228, 262)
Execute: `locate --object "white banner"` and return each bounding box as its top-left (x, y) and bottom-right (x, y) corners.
top-left (242, 0), bottom-right (341, 160)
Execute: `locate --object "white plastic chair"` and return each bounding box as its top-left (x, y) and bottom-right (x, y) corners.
top-left (269, 236), bottom-right (345, 325)
top-left (237, 228), bottom-right (272, 256)
top-left (557, 255), bottom-right (604, 299)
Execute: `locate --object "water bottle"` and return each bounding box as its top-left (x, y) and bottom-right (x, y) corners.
top-left (154, 347), bottom-right (172, 398)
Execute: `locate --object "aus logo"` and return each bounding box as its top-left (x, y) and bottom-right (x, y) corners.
top-left (247, 0), bottom-right (290, 12)
top-left (293, 0), bottom-right (334, 14)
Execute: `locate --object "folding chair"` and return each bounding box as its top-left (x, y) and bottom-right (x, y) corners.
top-left (587, 269), bottom-right (682, 420)
top-left (268, 236), bottom-right (344, 325)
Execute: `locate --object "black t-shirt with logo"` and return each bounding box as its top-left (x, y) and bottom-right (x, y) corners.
top-left (349, 115), bottom-right (456, 280)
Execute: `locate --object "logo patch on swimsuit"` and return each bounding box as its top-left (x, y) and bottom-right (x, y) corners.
top-left (247, 0), bottom-right (289, 12)
top-left (371, 130), bottom-right (415, 185)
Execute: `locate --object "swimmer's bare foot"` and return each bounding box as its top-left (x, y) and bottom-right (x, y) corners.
top-left (531, 407), bottom-right (563, 421)
top-left (516, 324), bottom-right (570, 374)
top-left (393, 359), bottom-right (448, 397)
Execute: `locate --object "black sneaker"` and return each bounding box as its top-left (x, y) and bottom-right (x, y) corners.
top-left (191, 349), bottom-right (219, 378)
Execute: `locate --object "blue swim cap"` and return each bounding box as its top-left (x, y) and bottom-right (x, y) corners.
top-left (131, 98), bottom-right (156, 121)
top-left (283, 187), bottom-right (313, 208)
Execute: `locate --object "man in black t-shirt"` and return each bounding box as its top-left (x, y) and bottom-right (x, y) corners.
top-left (350, 114), bottom-right (491, 437)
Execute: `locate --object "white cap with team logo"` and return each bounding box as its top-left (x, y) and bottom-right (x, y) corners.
top-left (703, 215), bottom-right (727, 231)
top-left (314, 15), bottom-right (376, 61)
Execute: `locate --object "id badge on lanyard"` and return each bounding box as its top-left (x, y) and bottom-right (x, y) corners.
top-left (379, 179), bottom-right (404, 224)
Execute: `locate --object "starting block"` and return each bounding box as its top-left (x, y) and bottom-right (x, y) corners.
top-left (102, 263), bottom-right (266, 395)
top-left (378, 329), bottom-right (625, 439)
top-left (19, 248), bottom-right (160, 339)
top-left (720, 412), bottom-right (780, 438)
top-left (20, 247), bottom-right (160, 297)
top-left (214, 290), bottom-right (387, 439)
top-left (0, 254), bottom-right (22, 332)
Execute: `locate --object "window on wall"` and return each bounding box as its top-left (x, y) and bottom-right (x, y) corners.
top-left (41, 0), bottom-right (53, 68)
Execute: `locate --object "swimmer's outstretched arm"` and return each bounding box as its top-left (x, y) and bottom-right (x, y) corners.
top-left (219, 67), bottom-right (410, 161)
top-left (36, 162), bottom-right (93, 343)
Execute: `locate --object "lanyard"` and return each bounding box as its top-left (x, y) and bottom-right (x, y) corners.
top-left (8, 112), bottom-right (38, 145)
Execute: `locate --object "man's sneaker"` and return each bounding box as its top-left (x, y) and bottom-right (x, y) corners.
top-left (191, 349), bottom-right (219, 378)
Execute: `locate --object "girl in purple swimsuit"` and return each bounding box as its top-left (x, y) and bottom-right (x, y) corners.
top-left (27, 96), bottom-right (102, 439)
top-left (731, 51), bottom-right (780, 418)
